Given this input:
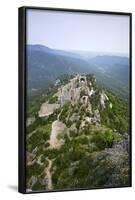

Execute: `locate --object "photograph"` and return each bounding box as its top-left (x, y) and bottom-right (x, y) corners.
top-left (24, 8), bottom-right (131, 192)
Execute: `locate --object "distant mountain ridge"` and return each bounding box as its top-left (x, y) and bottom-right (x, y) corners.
top-left (89, 55), bottom-right (129, 66)
top-left (27, 44), bottom-right (129, 101)
top-left (28, 44), bottom-right (51, 52)
top-left (28, 44), bottom-right (82, 59)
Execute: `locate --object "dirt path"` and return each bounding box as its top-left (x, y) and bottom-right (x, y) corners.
top-left (46, 158), bottom-right (53, 190)
top-left (45, 120), bottom-right (67, 190)
top-left (37, 154), bottom-right (44, 166)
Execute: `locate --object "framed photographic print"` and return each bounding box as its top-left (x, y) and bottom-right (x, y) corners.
top-left (19, 6), bottom-right (132, 194)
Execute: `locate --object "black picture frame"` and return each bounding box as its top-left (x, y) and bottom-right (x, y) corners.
top-left (18, 6), bottom-right (132, 194)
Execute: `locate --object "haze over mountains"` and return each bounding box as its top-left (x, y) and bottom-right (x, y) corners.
top-left (27, 44), bottom-right (129, 101)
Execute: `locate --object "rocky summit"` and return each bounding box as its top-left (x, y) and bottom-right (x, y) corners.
top-left (38, 74), bottom-right (110, 126)
top-left (26, 74), bottom-right (130, 192)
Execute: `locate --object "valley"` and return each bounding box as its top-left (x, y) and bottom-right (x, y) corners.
top-left (27, 45), bottom-right (130, 102)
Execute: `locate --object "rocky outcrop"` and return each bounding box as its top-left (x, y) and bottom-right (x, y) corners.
top-left (89, 132), bottom-right (130, 187)
top-left (54, 79), bottom-right (60, 86)
top-left (28, 176), bottom-right (37, 188)
top-left (100, 91), bottom-right (109, 108)
top-left (112, 132), bottom-right (129, 153)
top-left (69, 123), bottom-right (78, 133)
top-left (38, 103), bottom-right (60, 117)
top-left (49, 120), bottom-right (67, 149)
top-left (27, 117), bottom-right (35, 126)
top-left (109, 103), bottom-right (113, 108)
top-left (55, 75), bottom-right (90, 106)
top-left (70, 113), bottom-right (80, 122)
top-left (89, 87), bottom-right (95, 97)
top-left (80, 96), bottom-right (89, 105)
top-left (39, 75), bottom-right (112, 124)
top-left (94, 109), bottom-right (101, 123)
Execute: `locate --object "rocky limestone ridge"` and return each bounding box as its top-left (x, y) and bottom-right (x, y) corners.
top-left (56, 74), bottom-right (95, 106)
top-left (37, 74), bottom-right (114, 151)
top-left (38, 74), bottom-right (112, 126)
top-left (26, 74), bottom-right (130, 191)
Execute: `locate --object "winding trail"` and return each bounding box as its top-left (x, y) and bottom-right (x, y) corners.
top-left (46, 158), bottom-right (53, 190)
top-left (45, 120), bottom-right (66, 190)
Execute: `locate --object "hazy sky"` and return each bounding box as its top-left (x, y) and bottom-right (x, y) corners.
top-left (27, 9), bottom-right (130, 55)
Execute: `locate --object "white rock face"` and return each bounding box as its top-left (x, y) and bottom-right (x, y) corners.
top-left (55, 79), bottom-right (60, 86)
top-left (27, 117), bottom-right (35, 126)
top-left (80, 96), bottom-right (88, 105)
top-left (70, 113), bottom-right (80, 122)
top-left (54, 75), bottom-right (90, 106)
top-left (38, 103), bottom-right (60, 117)
top-left (85, 117), bottom-right (92, 123)
top-left (80, 120), bottom-right (86, 128)
top-left (69, 123), bottom-right (77, 133)
top-left (49, 120), bottom-right (67, 149)
top-left (79, 75), bottom-right (87, 87)
top-left (94, 109), bottom-right (100, 122)
top-left (89, 87), bottom-right (95, 97)
top-left (109, 103), bottom-right (113, 108)
top-left (100, 91), bottom-right (109, 108)
top-left (29, 176), bottom-right (37, 187)
top-left (87, 102), bottom-right (92, 113)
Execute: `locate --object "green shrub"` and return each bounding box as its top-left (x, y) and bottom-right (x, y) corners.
top-left (44, 142), bottom-right (50, 148)
top-left (76, 120), bottom-right (81, 130)
top-left (27, 163), bottom-right (44, 180)
top-left (70, 144), bottom-right (85, 161)
top-left (40, 156), bottom-right (49, 167)
top-left (48, 96), bottom-right (58, 103)
top-left (75, 135), bottom-right (89, 145)
top-left (32, 180), bottom-right (45, 191)
top-left (91, 130), bottom-right (114, 150)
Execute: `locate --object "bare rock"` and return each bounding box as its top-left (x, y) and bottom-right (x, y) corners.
top-left (38, 103), bottom-right (60, 117)
top-left (49, 120), bottom-right (67, 149)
